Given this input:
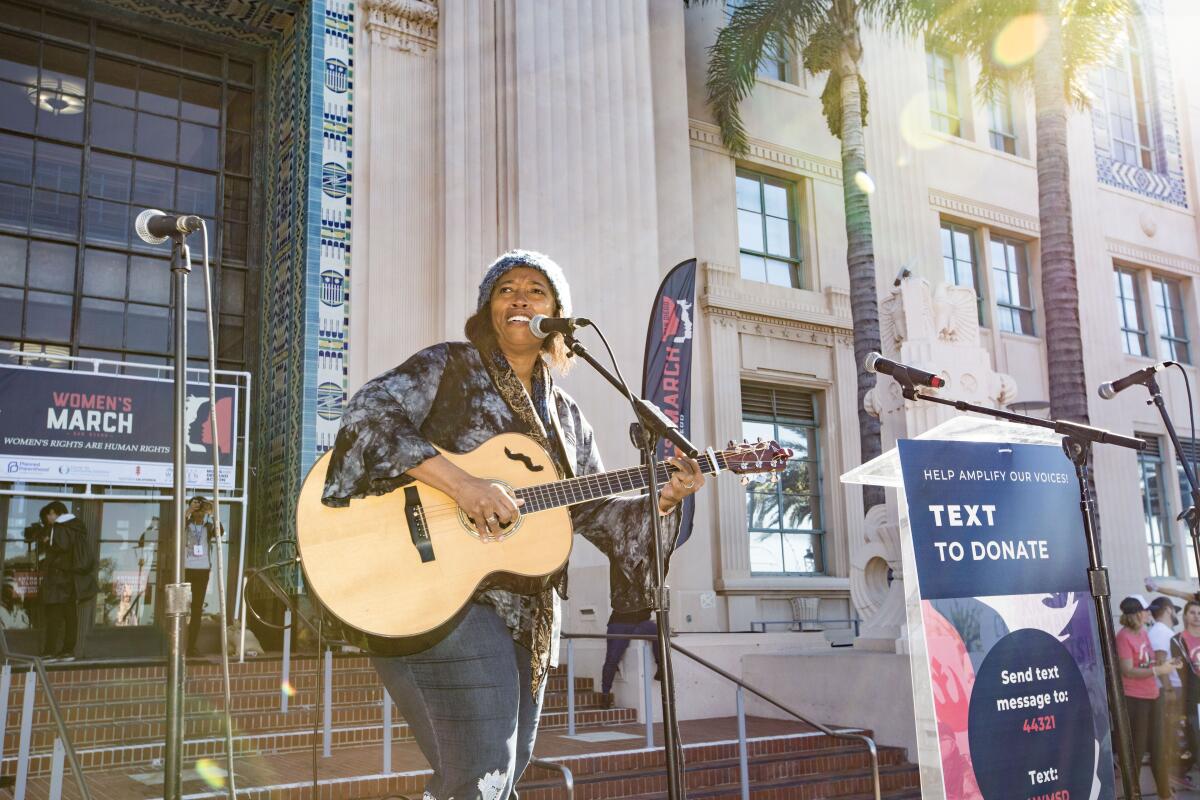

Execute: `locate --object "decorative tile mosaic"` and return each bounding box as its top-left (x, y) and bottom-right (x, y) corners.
top-left (1089, 0), bottom-right (1188, 208)
top-left (312, 0), bottom-right (354, 458)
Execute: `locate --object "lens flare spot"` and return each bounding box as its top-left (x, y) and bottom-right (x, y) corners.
top-left (195, 758), bottom-right (226, 789)
top-left (993, 14), bottom-right (1048, 67)
top-left (281, 680), bottom-right (296, 697)
top-left (853, 171), bottom-right (876, 195)
top-left (899, 93), bottom-right (945, 151)
top-left (896, 154), bottom-right (910, 168)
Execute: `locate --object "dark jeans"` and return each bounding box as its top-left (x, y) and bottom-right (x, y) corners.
top-left (1128, 694), bottom-right (1172, 798)
top-left (601, 619), bottom-right (659, 694)
top-left (371, 603), bottom-right (546, 800)
top-left (42, 599), bottom-right (76, 657)
top-left (185, 568), bottom-right (210, 652)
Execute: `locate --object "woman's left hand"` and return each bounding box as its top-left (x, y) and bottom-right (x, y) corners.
top-left (659, 448), bottom-right (705, 513)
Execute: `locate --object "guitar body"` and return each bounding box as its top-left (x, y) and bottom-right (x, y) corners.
top-left (295, 432), bottom-right (573, 653)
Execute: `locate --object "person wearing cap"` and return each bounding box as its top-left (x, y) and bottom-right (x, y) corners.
top-left (321, 250), bottom-right (704, 800)
top-left (1119, 594), bottom-right (1181, 799)
top-left (1149, 596), bottom-right (1189, 787)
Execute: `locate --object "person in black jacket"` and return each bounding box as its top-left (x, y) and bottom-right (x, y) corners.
top-left (31, 501), bottom-right (97, 662)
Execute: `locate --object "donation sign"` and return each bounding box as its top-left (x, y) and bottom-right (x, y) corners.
top-left (899, 439), bottom-right (1114, 800)
top-left (0, 364), bottom-right (238, 489)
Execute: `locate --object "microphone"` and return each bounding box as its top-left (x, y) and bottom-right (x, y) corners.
top-left (134, 209), bottom-right (203, 245)
top-left (864, 352), bottom-right (947, 390)
top-left (529, 314), bottom-right (592, 339)
top-left (1097, 362), bottom-right (1173, 399)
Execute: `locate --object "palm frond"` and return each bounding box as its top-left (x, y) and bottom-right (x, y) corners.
top-left (705, 0), bottom-right (828, 155)
top-left (1061, 0), bottom-right (1131, 106)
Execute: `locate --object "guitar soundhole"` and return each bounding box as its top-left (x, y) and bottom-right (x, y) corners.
top-left (459, 480), bottom-right (524, 541)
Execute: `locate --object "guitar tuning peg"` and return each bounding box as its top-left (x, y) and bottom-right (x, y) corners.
top-left (756, 436), bottom-right (764, 444)
top-left (727, 439), bottom-right (735, 448)
top-left (739, 475), bottom-right (750, 486)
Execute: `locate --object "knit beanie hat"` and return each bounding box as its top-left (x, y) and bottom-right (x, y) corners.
top-left (476, 250), bottom-right (572, 317)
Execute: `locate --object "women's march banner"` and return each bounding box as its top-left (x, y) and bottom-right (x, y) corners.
top-left (898, 439), bottom-right (1114, 800)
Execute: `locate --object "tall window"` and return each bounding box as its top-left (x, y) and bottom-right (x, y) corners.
top-left (742, 383), bottom-right (823, 575)
top-left (0, 8), bottom-right (257, 371)
top-left (1103, 23), bottom-right (1155, 170)
top-left (725, 1), bottom-right (790, 82)
top-left (940, 221), bottom-right (983, 324)
top-left (1152, 275), bottom-right (1190, 364)
top-left (736, 169), bottom-right (802, 289)
top-left (990, 235), bottom-right (1033, 335)
top-left (1115, 268), bottom-right (1149, 356)
top-left (926, 48), bottom-right (961, 137)
top-left (988, 88), bottom-right (1017, 154)
top-left (1139, 435), bottom-right (1174, 577)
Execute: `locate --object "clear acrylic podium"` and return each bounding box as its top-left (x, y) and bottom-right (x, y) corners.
top-left (842, 416), bottom-right (1068, 800)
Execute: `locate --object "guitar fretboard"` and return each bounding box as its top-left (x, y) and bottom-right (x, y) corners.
top-left (514, 451), bottom-right (732, 513)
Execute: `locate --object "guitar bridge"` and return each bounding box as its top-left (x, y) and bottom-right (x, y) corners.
top-left (404, 486), bottom-right (435, 563)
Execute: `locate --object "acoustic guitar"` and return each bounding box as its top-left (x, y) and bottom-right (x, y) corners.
top-left (295, 434), bottom-right (790, 652)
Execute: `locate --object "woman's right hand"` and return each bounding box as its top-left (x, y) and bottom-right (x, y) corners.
top-left (452, 476), bottom-right (524, 542)
top-left (1155, 659), bottom-right (1183, 675)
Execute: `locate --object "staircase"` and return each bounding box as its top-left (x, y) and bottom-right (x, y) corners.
top-left (0, 654), bottom-right (921, 799)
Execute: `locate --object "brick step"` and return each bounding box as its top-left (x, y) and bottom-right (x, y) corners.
top-left (7, 657), bottom-right (575, 688)
top-left (2, 688), bottom-right (615, 753)
top-left (518, 744), bottom-right (910, 799)
top-left (0, 706), bottom-right (638, 777)
top-left (4, 678), bottom-right (601, 728)
top-left (4, 668), bottom-right (590, 713)
top-left (521, 731), bottom-right (882, 781)
top-left (611, 763), bottom-right (921, 800)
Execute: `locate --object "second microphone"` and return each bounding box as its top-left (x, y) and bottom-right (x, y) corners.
top-left (865, 352), bottom-right (947, 390)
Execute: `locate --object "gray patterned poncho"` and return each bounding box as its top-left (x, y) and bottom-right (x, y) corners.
top-left (322, 339), bottom-right (678, 690)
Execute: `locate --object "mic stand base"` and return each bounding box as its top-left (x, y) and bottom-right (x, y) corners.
top-left (907, 390), bottom-right (1142, 800)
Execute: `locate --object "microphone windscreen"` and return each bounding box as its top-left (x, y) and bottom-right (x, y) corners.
top-left (1097, 382), bottom-right (1116, 400)
top-left (864, 351), bottom-right (882, 374)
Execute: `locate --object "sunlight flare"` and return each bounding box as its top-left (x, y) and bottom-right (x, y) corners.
top-left (993, 14), bottom-right (1048, 67)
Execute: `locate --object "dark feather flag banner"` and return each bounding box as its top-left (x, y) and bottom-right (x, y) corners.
top-left (642, 258), bottom-right (698, 546)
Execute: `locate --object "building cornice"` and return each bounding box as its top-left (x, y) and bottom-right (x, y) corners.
top-left (1107, 238), bottom-right (1200, 275)
top-left (928, 189), bottom-right (1039, 235)
top-left (362, 0), bottom-right (437, 52)
top-left (701, 262), bottom-right (854, 343)
top-left (689, 120), bottom-right (842, 185)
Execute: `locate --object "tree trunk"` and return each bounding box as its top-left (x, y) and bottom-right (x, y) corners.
top-left (1033, 1), bottom-right (1101, 550)
top-left (838, 42), bottom-right (883, 510)
top-left (1033, 2), bottom-right (1090, 426)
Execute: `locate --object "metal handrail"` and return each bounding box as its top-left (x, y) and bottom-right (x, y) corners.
top-left (529, 757), bottom-right (575, 800)
top-left (0, 626), bottom-right (92, 800)
top-left (562, 632), bottom-right (882, 800)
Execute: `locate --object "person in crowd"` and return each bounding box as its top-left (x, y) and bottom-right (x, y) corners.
top-left (1149, 596), bottom-right (1188, 786)
top-left (1174, 600), bottom-right (1200, 788)
top-left (321, 250), bottom-right (705, 800)
top-left (184, 496), bottom-right (220, 656)
top-left (27, 501), bottom-right (96, 662)
top-left (1119, 595), bottom-right (1181, 799)
top-left (599, 560), bottom-right (661, 709)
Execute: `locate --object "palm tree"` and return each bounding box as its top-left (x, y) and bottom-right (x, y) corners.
top-left (702, 0), bottom-right (910, 509)
top-left (913, 0), bottom-right (1130, 426)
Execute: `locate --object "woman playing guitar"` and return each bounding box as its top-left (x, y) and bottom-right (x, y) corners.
top-left (319, 250), bottom-right (705, 800)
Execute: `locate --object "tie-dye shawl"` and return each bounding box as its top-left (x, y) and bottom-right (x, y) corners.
top-left (321, 340), bottom-right (679, 690)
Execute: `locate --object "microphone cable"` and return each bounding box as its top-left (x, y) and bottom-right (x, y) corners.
top-left (197, 221), bottom-right (238, 799)
top-left (1172, 362), bottom-right (1199, 525)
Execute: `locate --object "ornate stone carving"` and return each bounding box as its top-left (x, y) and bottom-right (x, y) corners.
top-left (363, 0), bottom-right (437, 52)
top-left (850, 504), bottom-right (906, 642)
top-left (879, 289), bottom-right (906, 350)
top-left (932, 283), bottom-right (979, 345)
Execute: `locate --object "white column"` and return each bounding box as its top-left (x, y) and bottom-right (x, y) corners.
top-left (354, 0), bottom-right (443, 387)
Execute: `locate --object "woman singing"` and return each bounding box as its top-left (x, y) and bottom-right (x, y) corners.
top-left (321, 250), bottom-right (703, 799)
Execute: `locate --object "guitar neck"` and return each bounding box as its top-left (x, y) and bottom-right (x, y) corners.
top-left (514, 450), bottom-right (730, 513)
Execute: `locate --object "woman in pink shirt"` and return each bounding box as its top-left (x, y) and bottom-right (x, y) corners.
top-left (1174, 600), bottom-right (1200, 786)
top-left (1119, 595), bottom-right (1181, 799)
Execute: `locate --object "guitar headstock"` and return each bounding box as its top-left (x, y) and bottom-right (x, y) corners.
top-left (723, 439), bottom-right (793, 478)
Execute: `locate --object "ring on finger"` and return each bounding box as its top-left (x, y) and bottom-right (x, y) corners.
top-left (683, 480), bottom-right (695, 489)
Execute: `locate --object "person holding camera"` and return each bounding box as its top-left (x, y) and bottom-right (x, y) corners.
top-left (26, 501), bottom-right (96, 662)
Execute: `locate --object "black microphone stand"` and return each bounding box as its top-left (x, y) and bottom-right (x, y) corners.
top-left (1140, 374), bottom-right (1200, 589)
top-left (163, 231), bottom-right (191, 800)
top-left (561, 330), bottom-right (691, 800)
top-left (886, 372), bottom-right (1144, 800)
